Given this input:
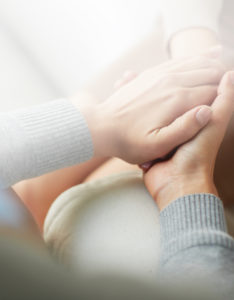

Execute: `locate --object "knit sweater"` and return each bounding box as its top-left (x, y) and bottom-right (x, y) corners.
top-left (160, 194), bottom-right (234, 298)
top-left (0, 99), bottom-right (93, 188)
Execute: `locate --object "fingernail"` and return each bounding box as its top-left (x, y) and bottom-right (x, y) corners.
top-left (196, 107), bottom-right (212, 126)
top-left (230, 71), bottom-right (234, 85)
top-left (140, 161), bottom-right (153, 171)
top-left (206, 45), bottom-right (222, 58)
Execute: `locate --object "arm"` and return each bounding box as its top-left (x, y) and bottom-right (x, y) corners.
top-left (161, 0), bottom-right (222, 57)
top-left (144, 71), bottom-right (234, 296)
top-left (161, 0), bottom-right (234, 207)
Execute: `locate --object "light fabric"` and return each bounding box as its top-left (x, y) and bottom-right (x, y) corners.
top-left (0, 99), bottom-right (93, 188)
top-left (44, 171), bottom-right (160, 283)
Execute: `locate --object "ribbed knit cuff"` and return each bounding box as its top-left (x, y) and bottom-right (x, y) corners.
top-left (0, 99), bottom-right (93, 188)
top-left (160, 194), bottom-right (234, 264)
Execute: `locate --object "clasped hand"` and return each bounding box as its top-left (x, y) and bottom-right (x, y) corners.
top-left (76, 51), bottom-right (234, 210)
top-left (79, 54), bottom-right (224, 164)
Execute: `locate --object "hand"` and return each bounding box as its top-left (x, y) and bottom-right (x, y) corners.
top-left (144, 71), bottom-right (234, 211)
top-left (77, 54), bottom-right (225, 164)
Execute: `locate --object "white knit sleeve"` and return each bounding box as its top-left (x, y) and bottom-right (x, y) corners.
top-left (0, 99), bottom-right (93, 188)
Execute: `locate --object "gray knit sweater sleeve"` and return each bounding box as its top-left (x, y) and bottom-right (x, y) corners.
top-left (160, 194), bottom-right (234, 297)
top-left (0, 99), bottom-right (93, 188)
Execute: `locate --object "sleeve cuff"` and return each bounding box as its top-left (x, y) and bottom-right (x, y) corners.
top-left (160, 194), bottom-right (234, 264)
top-left (0, 99), bottom-right (93, 188)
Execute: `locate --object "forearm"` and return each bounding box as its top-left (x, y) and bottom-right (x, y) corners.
top-left (170, 28), bottom-right (219, 59)
top-left (161, 0), bottom-right (222, 58)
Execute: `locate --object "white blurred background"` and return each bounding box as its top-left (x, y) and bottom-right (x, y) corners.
top-left (0, 0), bottom-right (161, 110)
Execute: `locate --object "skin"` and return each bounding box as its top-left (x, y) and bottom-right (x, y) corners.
top-left (87, 30), bottom-right (234, 210)
top-left (169, 28), bottom-right (219, 59)
top-left (79, 55), bottom-right (224, 163)
top-left (169, 28), bottom-right (234, 206)
top-left (144, 71), bottom-right (234, 210)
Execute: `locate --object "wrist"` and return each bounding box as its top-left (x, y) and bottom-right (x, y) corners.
top-left (76, 100), bottom-right (118, 158)
top-left (155, 174), bottom-right (218, 211)
top-left (77, 103), bottom-right (104, 157)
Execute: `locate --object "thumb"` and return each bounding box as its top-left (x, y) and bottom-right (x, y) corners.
top-left (212, 71), bottom-right (234, 125)
top-left (196, 71), bottom-right (234, 152)
top-left (151, 105), bottom-right (212, 159)
top-left (218, 71), bottom-right (234, 102)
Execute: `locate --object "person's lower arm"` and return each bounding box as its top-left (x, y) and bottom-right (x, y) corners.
top-left (153, 170), bottom-right (217, 211)
top-left (144, 71), bottom-right (234, 295)
top-left (169, 28), bottom-right (219, 59)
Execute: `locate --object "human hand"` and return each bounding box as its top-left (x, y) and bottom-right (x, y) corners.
top-left (78, 54), bottom-right (225, 164)
top-left (144, 71), bottom-right (234, 211)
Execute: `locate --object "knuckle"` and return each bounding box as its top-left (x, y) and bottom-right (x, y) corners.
top-left (178, 117), bottom-right (189, 133)
top-left (162, 73), bottom-right (176, 86)
top-left (204, 67), bottom-right (224, 83)
top-left (196, 56), bottom-right (211, 68)
top-left (213, 67), bottom-right (225, 78)
top-left (175, 87), bottom-right (190, 101)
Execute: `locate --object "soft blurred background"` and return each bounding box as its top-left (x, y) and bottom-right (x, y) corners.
top-left (0, 0), bottom-right (161, 110)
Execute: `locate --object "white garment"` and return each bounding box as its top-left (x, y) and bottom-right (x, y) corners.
top-left (44, 172), bottom-right (161, 283)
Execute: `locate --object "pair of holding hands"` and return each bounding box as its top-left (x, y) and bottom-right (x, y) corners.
top-left (78, 49), bottom-right (234, 210)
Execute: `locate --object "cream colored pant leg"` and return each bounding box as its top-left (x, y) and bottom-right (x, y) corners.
top-left (44, 172), bottom-right (160, 284)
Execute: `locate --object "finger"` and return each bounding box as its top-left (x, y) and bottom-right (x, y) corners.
top-left (123, 70), bottom-right (138, 81)
top-left (169, 56), bottom-right (225, 74)
top-left (163, 85), bottom-right (217, 125)
top-left (149, 105), bottom-right (212, 158)
top-left (179, 71), bottom-right (234, 156)
top-left (171, 68), bottom-right (224, 87)
top-left (202, 45), bottom-right (223, 59)
top-left (114, 79), bottom-right (124, 90)
top-left (211, 71), bottom-right (234, 130)
top-left (149, 55), bottom-right (224, 75)
top-left (114, 70), bottom-right (138, 90)
top-left (139, 161), bottom-right (154, 172)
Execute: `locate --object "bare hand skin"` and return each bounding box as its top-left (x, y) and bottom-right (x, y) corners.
top-left (76, 55), bottom-right (224, 164)
top-left (169, 29), bottom-right (234, 207)
top-left (144, 72), bottom-right (234, 211)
